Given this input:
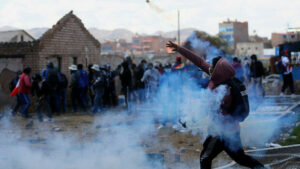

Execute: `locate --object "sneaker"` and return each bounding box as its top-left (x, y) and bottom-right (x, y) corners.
top-left (279, 92), bottom-right (285, 96)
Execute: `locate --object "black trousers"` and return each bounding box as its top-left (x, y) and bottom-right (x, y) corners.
top-left (200, 134), bottom-right (265, 169)
top-left (281, 73), bottom-right (294, 94)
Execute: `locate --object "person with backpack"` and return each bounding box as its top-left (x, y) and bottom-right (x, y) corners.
top-left (76, 64), bottom-right (89, 111)
top-left (18, 67), bottom-right (32, 118)
top-left (250, 54), bottom-right (265, 97)
top-left (44, 66), bottom-right (61, 115)
top-left (167, 41), bottom-right (265, 169)
top-left (57, 71), bottom-right (68, 113)
top-left (278, 51), bottom-right (295, 97)
top-left (10, 71), bottom-right (22, 116)
top-left (41, 62), bottom-right (54, 80)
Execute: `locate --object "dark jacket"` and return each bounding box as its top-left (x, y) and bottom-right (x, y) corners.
top-left (250, 60), bottom-right (264, 78)
top-left (119, 62), bottom-right (132, 90)
top-left (134, 64), bottom-right (145, 89)
top-left (177, 46), bottom-right (239, 132)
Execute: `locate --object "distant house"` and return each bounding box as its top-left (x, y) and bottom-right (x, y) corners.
top-left (0, 30), bottom-right (35, 42)
top-left (0, 11), bottom-right (102, 93)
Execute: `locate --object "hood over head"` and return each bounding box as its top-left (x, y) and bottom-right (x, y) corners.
top-left (208, 58), bottom-right (235, 89)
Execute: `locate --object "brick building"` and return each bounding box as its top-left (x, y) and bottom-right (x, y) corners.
top-left (271, 32), bottom-right (300, 47)
top-left (219, 19), bottom-right (249, 49)
top-left (0, 11), bottom-right (101, 94)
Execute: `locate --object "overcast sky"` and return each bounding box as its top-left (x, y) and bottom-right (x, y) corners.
top-left (0, 0), bottom-right (299, 38)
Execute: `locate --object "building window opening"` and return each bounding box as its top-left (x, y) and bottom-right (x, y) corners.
top-left (73, 57), bottom-right (77, 65)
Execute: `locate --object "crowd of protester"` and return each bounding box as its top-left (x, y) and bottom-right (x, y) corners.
top-left (8, 56), bottom-right (189, 122)
top-left (8, 50), bottom-right (296, 122)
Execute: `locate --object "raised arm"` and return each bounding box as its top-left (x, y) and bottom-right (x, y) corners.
top-left (166, 41), bottom-right (210, 74)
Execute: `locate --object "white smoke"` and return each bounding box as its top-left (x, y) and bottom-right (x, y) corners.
top-left (0, 70), bottom-right (295, 168)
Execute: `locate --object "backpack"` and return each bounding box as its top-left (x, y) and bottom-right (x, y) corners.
top-left (78, 70), bottom-right (89, 88)
top-left (226, 77), bottom-right (249, 122)
top-left (46, 69), bottom-right (59, 91)
top-left (59, 73), bottom-right (68, 89)
top-left (9, 76), bottom-right (19, 92)
top-left (275, 60), bottom-right (284, 74)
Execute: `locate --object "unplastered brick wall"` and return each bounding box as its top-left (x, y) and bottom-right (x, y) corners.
top-left (28, 14), bottom-right (101, 77)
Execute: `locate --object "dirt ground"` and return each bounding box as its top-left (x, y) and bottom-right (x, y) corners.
top-left (0, 110), bottom-right (234, 169)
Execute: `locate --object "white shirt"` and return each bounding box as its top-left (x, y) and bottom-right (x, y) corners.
top-left (281, 56), bottom-right (292, 74)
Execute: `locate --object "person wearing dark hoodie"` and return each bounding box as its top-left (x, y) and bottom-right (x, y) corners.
top-left (250, 54), bottom-right (265, 96)
top-left (167, 41), bottom-right (265, 169)
top-left (232, 57), bottom-right (245, 83)
top-left (18, 67), bottom-right (32, 118)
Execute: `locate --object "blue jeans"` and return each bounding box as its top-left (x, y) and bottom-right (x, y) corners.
top-left (91, 90), bottom-right (104, 113)
top-left (12, 94), bottom-right (22, 115)
top-left (71, 87), bottom-right (78, 112)
top-left (19, 93), bottom-right (31, 117)
top-left (58, 88), bottom-right (67, 112)
top-left (78, 87), bottom-right (88, 111)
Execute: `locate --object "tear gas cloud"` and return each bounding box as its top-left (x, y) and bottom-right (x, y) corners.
top-left (0, 70), bottom-right (294, 168)
top-left (185, 32), bottom-right (224, 62)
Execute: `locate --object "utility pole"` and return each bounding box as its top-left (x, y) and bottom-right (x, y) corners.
top-left (177, 10), bottom-right (180, 45)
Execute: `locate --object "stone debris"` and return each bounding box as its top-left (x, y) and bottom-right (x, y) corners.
top-left (265, 143), bottom-right (282, 148)
top-left (25, 120), bottom-right (34, 129)
top-left (52, 127), bottom-right (63, 132)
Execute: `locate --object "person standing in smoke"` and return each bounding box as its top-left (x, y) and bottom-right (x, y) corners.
top-left (167, 41), bottom-right (266, 169)
top-left (134, 59), bottom-right (147, 103)
top-left (279, 51), bottom-right (295, 97)
top-left (76, 64), bottom-right (89, 111)
top-left (119, 57), bottom-right (133, 108)
top-left (69, 65), bottom-right (79, 112)
top-left (18, 67), bottom-right (32, 118)
top-left (243, 58), bottom-right (251, 84)
top-left (90, 64), bottom-right (105, 113)
top-left (141, 63), bottom-right (161, 100)
top-left (250, 54), bottom-right (265, 97)
top-left (232, 57), bottom-right (245, 83)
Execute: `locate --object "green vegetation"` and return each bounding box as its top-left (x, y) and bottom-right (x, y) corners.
top-left (281, 125), bottom-right (300, 145)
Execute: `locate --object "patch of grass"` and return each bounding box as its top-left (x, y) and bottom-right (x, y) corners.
top-left (281, 125), bottom-right (300, 145)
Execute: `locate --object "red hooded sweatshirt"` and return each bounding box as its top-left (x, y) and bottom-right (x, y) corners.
top-left (18, 73), bottom-right (32, 94)
top-left (177, 46), bottom-right (240, 132)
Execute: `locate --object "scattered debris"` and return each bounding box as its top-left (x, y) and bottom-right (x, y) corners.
top-left (265, 143), bottom-right (282, 148)
top-left (52, 127), bottom-right (63, 132)
top-left (25, 121), bottom-right (34, 129)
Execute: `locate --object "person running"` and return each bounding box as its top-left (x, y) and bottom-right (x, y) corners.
top-left (167, 41), bottom-right (265, 169)
top-left (10, 71), bottom-right (22, 116)
top-left (18, 67), bottom-right (32, 118)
